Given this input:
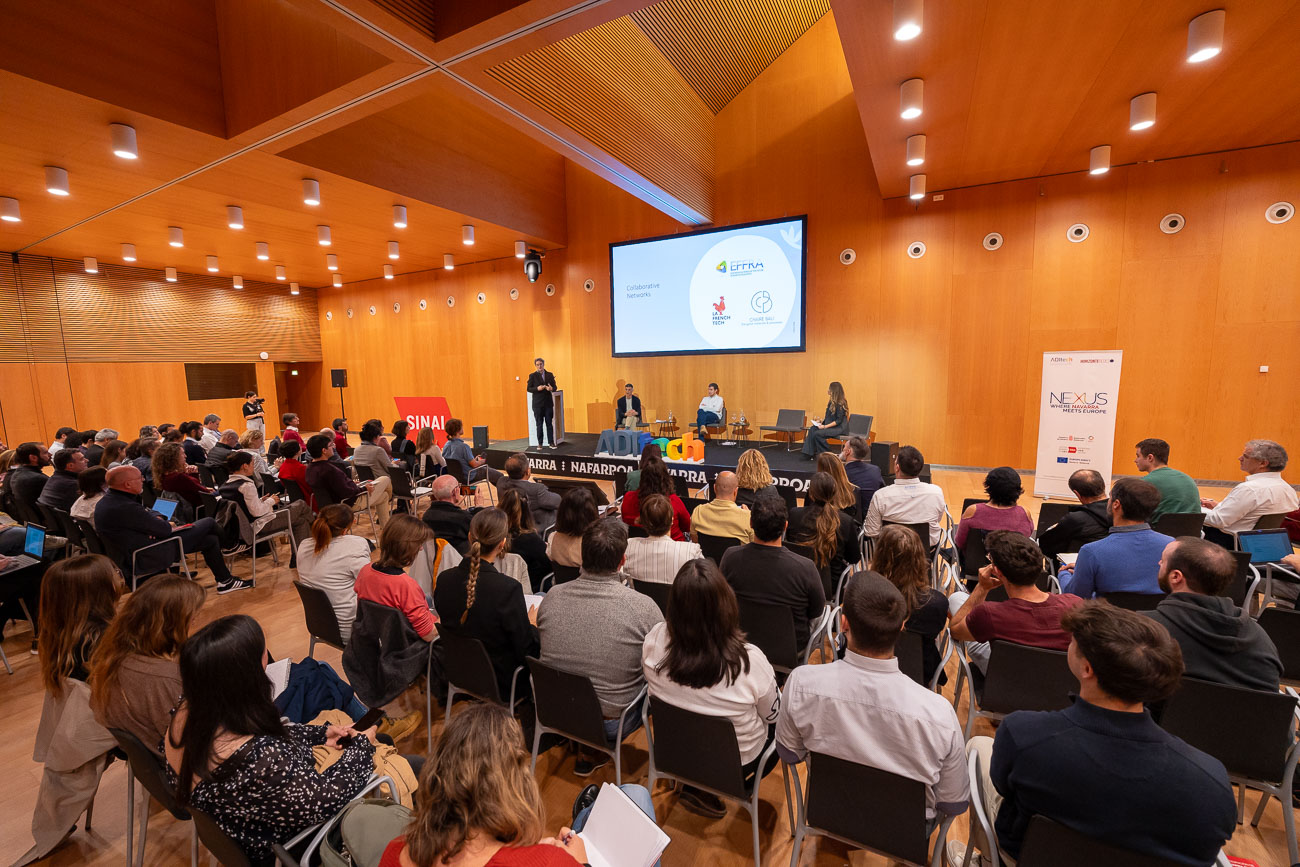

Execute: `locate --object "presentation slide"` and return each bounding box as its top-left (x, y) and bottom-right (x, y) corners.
top-left (610, 216), bottom-right (806, 357)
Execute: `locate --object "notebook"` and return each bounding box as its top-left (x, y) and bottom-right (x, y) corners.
top-left (524, 594), bottom-right (545, 609)
top-left (1236, 528), bottom-right (1295, 565)
top-left (1058, 552), bottom-right (1079, 567)
top-left (265, 657), bottom-right (291, 700)
top-left (578, 783), bottom-right (670, 867)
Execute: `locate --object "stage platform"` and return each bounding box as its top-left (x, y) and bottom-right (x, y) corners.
top-left (484, 432), bottom-right (816, 496)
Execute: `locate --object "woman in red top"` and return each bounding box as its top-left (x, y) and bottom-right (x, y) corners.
top-left (355, 515), bottom-right (436, 640)
top-left (275, 440), bottom-right (316, 510)
top-left (151, 441), bottom-right (211, 508)
top-left (620, 454), bottom-right (690, 541)
top-left (379, 703), bottom-right (584, 867)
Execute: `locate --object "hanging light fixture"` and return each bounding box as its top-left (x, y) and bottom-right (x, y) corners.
top-left (226, 205), bottom-right (244, 229)
top-left (289, 282), bottom-right (300, 296)
top-left (383, 264), bottom-right (394, 279)
top-left (514, 240), bottom-right (527, 258)
top-left (275, 265), bottom-right (286, 281)
top-left (900, 78), bottom-right (924, 119)
top-left (45, 166), bottom-right (70, 196)
top-left (387, 241), bottom-right (400, 259)
top-left (326, 253), bottom-right (338, 271)
top-left (392, 204), bottom-right (408, 228)
top-left (121, 243), bottom-right (137, 262)
top-left (206, 255), bottom-right (219, 273)
top-left (317, 225), bottom-right (332, 246)
top-left (84, 257), bottom-right (98, 274)
top-left (1187, 9), bottom-right (1225, 63)
top-left (462, 225), bottom-right (475, 246)
top-left (905, 134), bottom-right (926, 166)
top-left (1089, 145), bottom-right (1111, 175)
top-left (909, 174), bottom-right (926, 200)
top-left (233, 275), bottom-right (244, 290)
top-left (168, 226), bottom-right (184, 247)
top-left (255, 241), bottom-right (270, 260)
top-left (165, 267), bottom-right (178, 282)
top-left (110, 123), bottom-right (138, 159)
top-left (332, 274), bottom-right (342, 287)
top-left (1129, 93), bottom-right (1157, 130)
top-left (301, 178), bottom-right (320, 206)
top-left (0, 198), bottom-right (19, 222)
top-left (893, 0), bottom-right (923, 41)
top-left (444, 254), bottom-right (455, 270)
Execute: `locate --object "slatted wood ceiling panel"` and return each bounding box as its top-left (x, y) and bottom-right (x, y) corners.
top-left (367, 0), bottom-right (437, 40)
top-left (631, 0), bottom-right (829, 113)
top-left (486, 16), bottom-right (715, 220)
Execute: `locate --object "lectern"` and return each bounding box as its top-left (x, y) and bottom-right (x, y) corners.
top-left (526, 390), bottom-right (565, 447)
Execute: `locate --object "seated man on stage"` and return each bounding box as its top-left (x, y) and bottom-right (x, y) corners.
top-left (616, 383), bottom-right (642, 429)
top-left (696, 382), bottom-right (724, 438)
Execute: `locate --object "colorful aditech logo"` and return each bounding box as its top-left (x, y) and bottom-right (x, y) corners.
top-left (715, 258), bottom-right (765, 276)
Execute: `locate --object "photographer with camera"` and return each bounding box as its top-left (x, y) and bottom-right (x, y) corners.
top-left (242, 390), bottom-right (266, 437)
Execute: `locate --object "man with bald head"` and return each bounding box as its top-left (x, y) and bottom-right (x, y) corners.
top-left (421, 473), bottom-right (476, 553)
top-left (690, 470), bottom-right (753, 543)
top-left (95, 465), bottom-right (248, 593)
top-left (205, 429), bottom-right (241, 470)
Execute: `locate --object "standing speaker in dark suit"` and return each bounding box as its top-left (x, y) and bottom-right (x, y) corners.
top-left (526, 357), bottom-right (558, 448)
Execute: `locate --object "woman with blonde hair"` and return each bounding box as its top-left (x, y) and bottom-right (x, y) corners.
top-left (802, 381), bottom-right (850, 459)
top-left (816, 451), bottom-right (860, 516)
top-left (734, 448), bottom-right (776, 508)
top-left (433, 508), bottom-right (539, 701)
top-left (787, 472), bottom-right (859, 597)
top-left (413, 426), bottom-right (446, 479)
top-left (296, 504), bottom-right (373, 642)
top-left (869, 524), bottom-right (948, 685)
top-left (238, 428), bottom-right (277, 479)
top-left (356, 514), bottom-right (435, 640)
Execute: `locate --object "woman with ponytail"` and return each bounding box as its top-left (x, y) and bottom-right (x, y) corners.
top-left (433, 508), bottom-right (539, 701)
top-left (786, 472), bottom-right (859, 597)
top-left (295, 504), bottom-right (373, 642)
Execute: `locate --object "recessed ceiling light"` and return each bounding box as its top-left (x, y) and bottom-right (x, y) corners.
top-left (168, 226), bottom-right (184, 248)
top-left (45, 166), bottom-right (70, 196)
top-left (900, 78), bottom-right (924, 119)
top-left (444, 253), bottom-right (455, 270)
top-left (233, 275), bottom-right (243, 290)
top-left (326, 253), bottom-right (338, 271)
top-left (1129, 92), bottom-right (1156, 131)
top-left (1187, 9), bottom-right (1225, 63)
top-left (275, 265), bottom-right (286, 281)
top-left (893, 0), bottom-right (922, 41)
top-left (515, 240), bottom-right (527, 258)
top-left (110, 123), bottom-right (138, 159)
top-left (388, 241), bottom-right (400, 260)
top-left (206, 255), bottom-right (219, 273)
top-left (290, 282), bottom-right (300, 295)
top-left (905, 134), bottom-right (926, 166)
top-left (84, 257), bottom-right (98, 274)
top-left (121, 243), bottom-right (136, 262)
top-left (302, 178), bottom-right (320, 206)
top-left (165, 267), bottom-right (177, 282)
top-left (383, 264), bottom-right (394, 279)
top-left (1, 197), bottom-right (22, 222)
top-left (226, 205), bottom-right (244, 229)
top-left (255, 241), bottom-right (269, 260)
top-left (317, 225), bottom-right (332, 246)
top-left (462, 225), bottom-right (475, 246)
top-left (332, 274), bottom-right (342, 287)
top-left (909, 174), bottom-right (926, 200)
top-left (1089, 145), bottom-right (1111, 175)
top-left (393, 204), bottom-right (407, 228)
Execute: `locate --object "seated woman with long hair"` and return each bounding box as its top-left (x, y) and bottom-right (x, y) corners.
top-left (40, 554), bottom-right (123, 695)
top-left (296, 504), bottom-right (373, 643)
top-left (152, 441), bottom-right (211, 508)
top-left (641, 559), bottom-right (779, 818)
top-left (735, 449), bottom-right (776, 508)
top-left (412, 426), bottom-right (445, 479)
top-left (955, 466), bottom-right (1035, 549)
top-left (166, 614), bottom-right (379, 865)
top-left (238, 429), bottom-right (277, 479)
top-left (390, 420), bottom-right (416, 471)
top-left (546, 487), bottom-right (597, 568)
top-left (786, 472), bottom-right (859, 597)
top-left (622, 442), bottom-right (663, 493)
top-left (816, 451), bottom-right (860, 521)
top-left (498, 486), bottom-right (551, 589)
top-left (356, 515), bottom-right (436, 641)
top-left (870, 524), bottom-right (948, 685)
top-left (620, 453), bottom-right (690, 541)
top-left (70, 465), bottom-right (108, 528)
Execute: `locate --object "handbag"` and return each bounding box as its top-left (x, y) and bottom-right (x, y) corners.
top-left (319, 798), bottom-right (412, 867)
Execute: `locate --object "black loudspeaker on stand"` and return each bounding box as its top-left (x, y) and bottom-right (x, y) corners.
top-left (472, 425), bottom-right (490, 452)
top-left (331, 368), bottom-right (348, 422)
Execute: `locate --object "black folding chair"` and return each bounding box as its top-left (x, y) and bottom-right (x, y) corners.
top-left (632, 578), bottom-right (671, 614)
top-left (697, 531), bottom-right (742, 563)
top-left (955, 641), bottom-right (1078, 739)
top-left (1225, 550), bottom-right (1262, 617)
top-left (527, 657), bottom-right (645, 785)
top-left (353, 463), bottom-right (376, 483)
top-left (445, 458), bottom-right (493, 505)
top-left (292, 581), bottom-right (347, 658)
top-left (281, 478), bottom-right (307, 505)
top-left (551, 563), bottom-right (581, 585)
top-left (759, 408), bottom-right (806, 451)
top-left (1150, 511), bottom-right (1206, 538)
top-left (73, 516), bottom-right (107, 555)
top-left (387, 465), bottom-right (432, 515)
top-left (439, 631), bottom-right (526, 721)
top-left (627, 524), bottom-right (649, 538)
top-left (737, 598), bottom-right (828, 674)
top-left (109, 727), bottom-right (198, 867)
top-left (197, 465), bottom-right (216, 489)
top-left (1100, 591), bottom-right (1166, 611)
top-left (960, 529), bottom-right (988, 582)
top-left (1016, 815), bottom-right (1189, 867)
top-left (1033, 502), bottom-right (1072, 539)
top-left (1259, 607), bottom-right (1300, 682)
top-left (885, 520), bottom-right (934, 555)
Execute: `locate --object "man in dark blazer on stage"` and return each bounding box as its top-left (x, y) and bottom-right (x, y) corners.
top-left (527, 357), bottom-right (558, 448)
top-left (616, 383), bottom-right (642, 429)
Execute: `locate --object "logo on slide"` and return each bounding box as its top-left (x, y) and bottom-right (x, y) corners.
top-left (689, 234), bottom-right (796, 349)
top-left (716, 260), bottom-right (727, 273)
top-left (750, 291), bottom-right (773, 313)
top-left (393, 396), bottom-right (452, 446)
top-left (713, 296), bottom-right (726, 313)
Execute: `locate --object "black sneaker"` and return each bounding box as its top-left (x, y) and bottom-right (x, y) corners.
top-left (573, 751), bottom-right (610, 777)
top-left (679, 786), bottom-right (727, 818)
top-left (217, 578), bottom-right (255, 595)
top-left (572, 784), bottom-right (599, 823)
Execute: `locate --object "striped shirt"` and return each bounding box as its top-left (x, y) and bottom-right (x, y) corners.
top-left (623, 535), bottom-right (703, 584)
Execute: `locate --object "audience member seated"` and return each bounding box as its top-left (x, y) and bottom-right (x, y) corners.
top-left (546, 487), bottom-right (598, 568)
top-left (129, 436), bottom-right (160, 477)
top-left (377, 703), bottom-right (595, 867)
top-left (48, 426), bottom-right (75, 456)
top-left (620, 451), bottom-right (690, 541)
top-left (497, 486), bottom-right (552, 589)
top-left (1035, 469), bottom-right (1111, 561)
top-left (719, 489), bottom-right (825, 651)
top-left (624, 494), bottom-right (703, 584)
top-left (871, 525), bottom-right (948, 685)
top-left (356, 515), bottom-right (436, 641)
top-left (96, 466), bottom-right (249, 593)
top-left (199, 414), bottom-right (221, 451)
top-left (331, 418), bottom-right (352, 459)
top-left (366, 418), bottom-right (394, 458)
top-left (166, 615), bottom-right (382, 865)
top-left (434, 508), bottom-right (540, 700)
top-left (276, 440), bottom-right (314, 510)
top-left (153, 441), bottom-right (211, 509)
top-left (1059, 478), bottom-right (1172, 598)
top-left (38, 447), bottom-right (87, 513)
top-left (538, 518), bottom-right (662, 774)
top-left (776, 572), bottom-right (968, 825)
top-left (85, 428), bottom-right (116, 466)
top-left (955, 467), bottom-right (1034, 551)
top-left (690, 471), bottom-right (752, 544)
top-left (958, 602), bottom-right (1235, 866)
top-left (70, 466), bottom-right (107, 529)
top-left (498, 453), bottom-right (561, 532)
top-left (840, 435), bottom-right (884, 516)
top-left (441, 418), bottom-right (500, 485)
top-left (99, 438), bottom-right (128, 469)
top-left (1134, 437), bottom-right (1202, 522)
top-left (642, 559), bottom-right (779, 817)
top-left (89, 575), bottom-right (206, 754)
top-left (354, 419), bottom-right (400, 487)
top-left (621, 442), bottom-right (662, 493)
top-left (735, 448), bottom-right (777, 508)
top-left (422, 475), bottom-right (474, 554)
top-left (205, 429), bottom-right (239, 469)
top-left (8, 442), bottom-right (51, 522)
top-left (390, 420), bottom-right (416, 470)
top-left (238, 429), bottom-right (276, 479)
top-left (223, 452), bottom-right (314, 566)
top-left (281, 413), bottom-right (305, 451)
top-left (162, 428), bottom-right (184, 445)
top-left (180, 422), bottom-right (207, 465)
top-left (787, 472), bottom-right (858, 596)
top-left (39, 554), bottom-right (122, 691)
top-left (864, 445), bottom-right (947, 549)
top-left (1144, 537), bottom-right (1282, 690)
top-left (305, 433), bottom-right (392, 526)
top-left (816, 452), bottom-right (860, 522)
top-left (413, 426), bottom-right (445, 478)
top-left (1201, 439), bottom-right (1299, 547)
top-left (949, 531), bottom-right (1083, 676)
top-left (296, 505), bottom-right (372, 643)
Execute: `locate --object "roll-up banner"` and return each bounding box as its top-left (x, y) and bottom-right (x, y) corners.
top-left (1034, 351), bottom-right (1123, 499)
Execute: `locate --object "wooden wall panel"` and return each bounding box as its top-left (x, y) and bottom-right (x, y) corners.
top-left (0, 364), bottom-right (42, 448)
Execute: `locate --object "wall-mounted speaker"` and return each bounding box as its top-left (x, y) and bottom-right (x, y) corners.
top-left (346, 307), bottom-right (353, 318)
top-left (906, 241), bottom-right (926, 259)
top-left (583, 278), bottom-right (595, 292)
top-left (330, 368), bottom-right (348, 388)
top-left (325, 310), bottom-right (333, 321)
top-left (510, 288), bottom-right (519, 300)
top-left (1067, 223), bottom-right (1089, 243)
top-left (1266, 202), bottom-right (1294, 224)
top-left (446, 296), bottom-right (455, 308)
top-left (545, 283), bottom-right (556, 296)
top-left (392, 302), bottom-right (400, 313)
top-left (419, 298), bottom-right (427, 310)
top-left (1159, 213), bottom-right (1185, 234)
top-left (982, 232), bottom-right (1003, 251)
top-left (839, 248), bottom-right (857, 265)
top-left (368, 305), bottom-right (376, 316)
top-left (477, 292), bottom-right (486, 304)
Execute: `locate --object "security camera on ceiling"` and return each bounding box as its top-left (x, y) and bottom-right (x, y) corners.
top-left (524, 248), bottom-right (545, 283)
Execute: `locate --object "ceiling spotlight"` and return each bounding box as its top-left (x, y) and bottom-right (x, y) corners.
top-left (905, 134), bottom-right (926, 166)
top-left (255, 241), bottom-right (269, 260)
top-left (383, 264), bottom-right (394, 280)
top-left (168, 226), bottom-right (184, 248)
top-left (84, 257), bottom-right (98, 274)
top-left (165, 267), bottom-right (177, 282)
top-left (45, 166), bottom-right (70, 196)
top-left (227, 205), bottom-right (244, 229)
top-left (1129, 92), bottom-right (1156, 130)
top-left (893, 0), bottom-right (923, 41)
top-left (332, 274), bottom-right (342, 288)
top-left (909, 174), bottom-right (926, 200)
top-left (110, 123), bottom-right (138, 159)
top-left (393, 204), bottom-right (408, 228)
top-left (326, 253), bottom-right (338, 271)
top-left (462, 225), bottom-right (475, 246)
top-left (206, 255), bottom-right (219, 273)
top-left (315, 225), bottom-right (331, 246)
top-left (290, 282), bottom-right (300, 296)
top-left (233, 275), bottom-right (244, 290)
top-left (900, 78), bottom-right (924, 119)
top-left (275, 265), bottom-right (286, 281)
top-left (1187, 9), bottom-right (1225, 63)
top-left (444, 253), bottom-right (455, 270)
top-left (121, 243), bottom-right (137, 262)
top-left (515, 240), bottom-right (527, 258)
top-left (386, 241), bottom-right (399, 260)
top-left (1089, 145), bottom-right (1111, 175)
top-left (1, 197), bottom-right (21, 222)
top-left (302, 178), bottom-right (320, 206)
top-left (524, 248), bottom-right (543, 283)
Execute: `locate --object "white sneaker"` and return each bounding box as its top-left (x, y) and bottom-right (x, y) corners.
top-left (945, 839), bottom-right (991, 867)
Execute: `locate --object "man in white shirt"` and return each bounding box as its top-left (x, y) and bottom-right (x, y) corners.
top-left (777, 571), bottom-right (968, 824)
top-left (200, 413), bottom-right (222, 451)
top-left (48, 426), bottom-right (75, 456)
top-left (223, 451), bottom-right (314, 567)
top-left (696, 382), bottom-right (724, 437)
top-left (1201, 439), bottom-right (1298, 547)
top-left (624, 493), bottom-right (703, 584)
top-left (864, 445), bottom-right (947, 547)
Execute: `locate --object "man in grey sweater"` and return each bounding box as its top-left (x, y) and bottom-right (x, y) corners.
top-left (537, 517), bottom-right (664, 775)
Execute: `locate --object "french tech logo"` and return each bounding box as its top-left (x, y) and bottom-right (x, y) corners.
top-left (713, 296), bottom-right (726, 313)
top-left (709, 295), bottom-right (730, 325)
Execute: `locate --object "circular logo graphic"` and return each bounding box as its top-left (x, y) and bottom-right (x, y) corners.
top-left (688, 234), bottom-right (795, 349)
top-left (751, 290), bottom-right (773, 313)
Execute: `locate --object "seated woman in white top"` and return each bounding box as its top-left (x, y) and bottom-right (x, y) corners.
top-left (294, 504), bottom-right (373, 643)
top-left (413, 426), bottom-right (446, 479)
top-left (70, 466), bottom-right (108, 529)
top-left (642, 559), bottom-right (780, 817)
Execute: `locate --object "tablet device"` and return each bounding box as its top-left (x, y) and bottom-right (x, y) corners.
top-left (152, 498), bottom-right (179, 521)
top-left (1237, 528), bottom-right (1294, 564)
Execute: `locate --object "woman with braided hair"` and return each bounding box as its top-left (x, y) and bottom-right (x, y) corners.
top-left (433, 508), bottom-right (540, 700)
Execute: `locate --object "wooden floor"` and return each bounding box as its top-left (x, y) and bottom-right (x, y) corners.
top-left (0, 470), bottom-right (1291, 866)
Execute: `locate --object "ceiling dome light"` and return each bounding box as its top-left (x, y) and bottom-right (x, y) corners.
top-left (1187, 9), bottom-right (1225, 63)
top-left (206, 255), bottom-right (219, 273)
top-left (393, 205), bottom-right (408, 228)
top-left (110, 123), bottom-right (138, 159)
top-left (84, 257), bottom-right (98, 274)
top-left (444, 254), bottom-right (455, 270)
top-left (226, 205), bottom-right (244, 229)
top-left (893, 0), bottom-right (923, 41)
top-left (45, 166), bottom-right (70, 196)
top-left (121, 243), bottom-right (137, 262)
top-left (383, 264), bottom-right (394, 280)
top-left (388, 241), bottom-right (400, 259)
top-left (326, 253), bottom-right (338, 271)
top-left (302, 178), bottom-right (320, 206)
top-left (900, 78), bottom-right (924, 119)
top-left (168, 226), bottom-right (184, 247)
top-left (1089, 145), bottom-right (1111, 175)
top-left (165, 267), bottom-right (177, 282)
top-left (275, 265), bottom-right (286, 281)
top-left (290, 282), bottom-right (300, 296)
top-left (233, 275), bottom-right (243, 290)
top-left (1129, 92), bottom-right (1157, 130)
top-left (462, 225), bottom-right (475, 246)
top-left (909, 174), bottom-right (926, 200)
top-left (1, 197), bottom-right (21, 222)
top-left (905, 134), bottom-right (927, 166)
top-left (255, 241), bottom-right (269, 260)
top-left (515, 240), bottom-right (527, 258)
top-left (332, 274), bottom-right (342, 287)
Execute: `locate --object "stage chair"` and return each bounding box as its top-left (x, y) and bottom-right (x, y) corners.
top-left (689, 402), bottom-right (728, 439)
top-left (759, 409), bottom-right (806, 451)
top-left (527, 658), bottom-right (645, 785)
top-left (824, 413), bottom-right (874, 450)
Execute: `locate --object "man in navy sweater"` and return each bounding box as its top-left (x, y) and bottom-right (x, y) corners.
top-left (952, 601), bottom-right (1235, 866)
top-left (1059, 477), bottom-right (1172, 598)
top-left (840, 435), bottom-right (883, 518)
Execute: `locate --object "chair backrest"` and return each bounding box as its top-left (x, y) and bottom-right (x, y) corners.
top-left (632, 578), bottom-right (671, 614)
top-left (282, 478), bottom-right (306, 503)
top-left (647, 696), bottom-right (747, 799)
top-left (386, 466), bottom-right (414, 498)
top-left (293, 581), bottom-right (346, 651)
top-left (53, 506), bottom-right (83, 549)
top-left (893, 631), bottom-right (925, 685)
top-left (354, 463), bottom-right (376, 483)
top-left (312, 485), bottom-right (339, 507)
top-left (552, 563), bottom-right (581, 585)
top-left (1159, 677), bottom-right (1298, 783)
top-left (806, 751), bottom-right (929, 866)
top-left (72, 516), bottom-right (107, 554)
top-left (189, 805), bottom-right (252, 867)
top-left (981, 641), bottom-right (1078, 715)
top-left (697, 532), bottom-right (741, 563)
top-left (1016, 815), bottom-right (1186, 867)
top-left (627, 524), bottom-right (649, 538)
top-left (527, 658), bottom-right (609, 746)
top-left (844, 414), bottom-right (873, 437)
top-left (1150, 512), bottom-right (1206, 538)
top-left (439, 632), bottom-right (504, 703)
top-left (444, 458), bottom-right (469, 486)
top-left (773, 408), bottom-right (803, 429)
top-left (1034, 502), bottom-right (1072, 538)
top-left (960, 529), bottom-right (987, 578)
top-left (961, 497), bottom-right (986, 515)
top-left (197, 465), bottom-right (216, 488)
top-left (198, 490), bottom-right (221, 520)
top-left (1259, 607), bottom-right (1300, 681)
top-left (884, 521), bottom-right (931, 552)
top-left (983, 571), bottom-right (1055, 602)
top-left (108, 728), bottom-right (190, 821)
top-left (737, 598), bottom-right (798, 669)
top-left (1224, 551), bottom-right (1256, 609)
top-left (1254, 512), bottom-right (1287, 530)
top-left (1099, 591), bottom-right (1166, 611)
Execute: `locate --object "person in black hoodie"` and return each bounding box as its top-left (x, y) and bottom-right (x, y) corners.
top-left (1145, 536), bottom-right (1281, 691)
top-left (1036, 468), bottom-right (1112, 561)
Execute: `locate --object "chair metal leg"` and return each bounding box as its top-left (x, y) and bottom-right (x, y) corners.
top-left (307, 635), bottom-right (317, 660)
top-left (782, 762), bottom-right (794, 837)
top-left (0, 642), bottom-right (11, 675)
top-left (191, 823), bottom-right (199, 867)
top-left (18, 597), bottom-right (36, 636)
top-left (124, 771), bottom-right (134, 867)
top-left (1249, 788), bottom-right (1269, 826)
top-left (135, 793), bottom-right (151, 867)
top-left (614, 741), bottom-right (622, 786)
top-left (530, 724), bottom-right (543, 775)
top-left (750, 803), bottom-right (761, 867)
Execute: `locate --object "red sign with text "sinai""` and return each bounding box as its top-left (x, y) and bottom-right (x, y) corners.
top-left (393, 397), bottom-right (451, 446)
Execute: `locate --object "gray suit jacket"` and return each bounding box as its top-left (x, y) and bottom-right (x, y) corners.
top-left (498, 477), bottom-right (561, 531)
